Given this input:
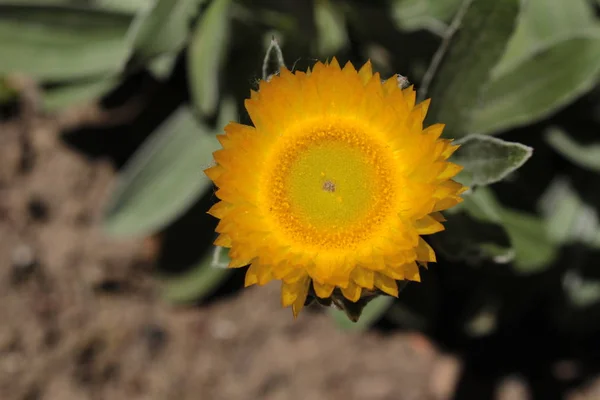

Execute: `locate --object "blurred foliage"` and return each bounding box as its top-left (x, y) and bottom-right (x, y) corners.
top-left (3, 0), bottom-right (600, 343)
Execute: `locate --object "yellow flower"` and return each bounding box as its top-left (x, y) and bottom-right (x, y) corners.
top-left (205, 58), bottom-right (466, 317)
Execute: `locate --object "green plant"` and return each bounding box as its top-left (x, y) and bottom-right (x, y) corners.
top-left (4, 0), bottom-right (600, 333)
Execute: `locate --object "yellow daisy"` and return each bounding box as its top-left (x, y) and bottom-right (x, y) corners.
top-left (205, 58), bottom-right (466, 317)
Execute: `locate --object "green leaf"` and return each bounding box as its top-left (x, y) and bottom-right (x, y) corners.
top-left (462, 187), bottom-right (558, 273)
top-left (469, 38), bottom-right (600, 135)
top-left (451, 134), bottom-right (532, 186)
top-left (494, 0), bottom-right (597, 75)
top-left (314, 0), bottom-right (348, 56)
top-left (1, 0), bottom-right (147, 14)
top-left (162, 246), bottom-right (233, 304)
top-left (42, 77), bottom-right (116, 111)
top-left (564, 271), bottom-right (600, 308)
top-left (391, 0), bottom-right (463, 35)
top-left (538, 177), bottom-right (600, 249)
top-left (500, 208), bottom-right (558, 273)
top-left (0, 5), bottom-right (133, 81)
top-left (469, 0), bottom-right (600, 134)
top-left (545, 127), bottom-right (600, 173)
top-left (423, 0), bottom-right (519, 138)
top-left (329, 295), bottom-right (394, 332)
top-left (128, 0), bottom-right (205, 62)
top-left (188, 0), bottom-right (232, 116)
top-left (94, 0), bottom-right (151, 14)
top-left (431, 211), bottom-right (514, 265)
top-left (103, 106), bottom-right (223, 237)
top-left (147, 53), bottom-right (178, 80)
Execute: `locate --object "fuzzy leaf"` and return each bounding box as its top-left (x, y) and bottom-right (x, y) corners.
top-left (188, 0), bottom-right (232, 116)
top-left (162, 246), bottom-right (233, 304)
top-left (0, 4), bottom-right (133, 81)
top-left (103, 106), bottom-right (223, 237)
top-left (315, 0), bottom-right (348, 56)
top-left (469, 38), bottom-right (600, 135)
top-left (423, 0), bottom-right (519, 138)
top-left (431, 212), bottom-right (514, 265)
top-left (469, 0), bottom-right (600, 134)
top-left (147, 53), bottom-right (178, 80)
top-left (451, 134), bottom-right (533, 186)
top-left (462, 187), bottom-right (558, 273)
top-left (494, 0), bottom-right (598, 75)
top-left (564, 271), bottom-right (600, 308)
top-left (391, 0), bottom-right (463, 35)
top-left (3, 0), bottom-right (147, 14)
top-left (538, 177), bottom-right (600, 249)
top-left (42, 77), bottom-right (116, 111)
top-left (545, 127), bottom-right (600, 173)
top-left (128, 0), bottom-right (205, 62)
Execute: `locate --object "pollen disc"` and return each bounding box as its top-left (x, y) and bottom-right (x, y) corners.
top-left (263, 121), bottom-right (397, 249)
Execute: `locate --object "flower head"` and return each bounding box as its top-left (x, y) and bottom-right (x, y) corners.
top-left (206, 59), bottom-right (466, 317)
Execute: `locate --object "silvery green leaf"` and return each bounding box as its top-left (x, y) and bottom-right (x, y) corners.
top-left (314, 0), bottom-right (348, 56)
top-left (162, 246), bottom-right (233, 303)
top-left (148, 53), bottom-right (178, 80)
top-left (391, 0), bottom-right (463, 35)
top-left (468, 0), bottom-right (600, 134)
top-left (451, 134), bottom-right (532, 186)
top-left (0, 4), bottom-right (133, 81)
top-left (538, 177), bottom-right (600, 249)
top-left (461, 188), bottom-right (558, 273)
top-left (563, 270), bottom-right (600, 308)
top-left (423, 0), bottom-right (519, 138)
top-left (1, 0), bottom-right (148, 14)
top-left (494, 0), bottom-right (597, 75)
top-left (128, 0), bottom-right (205, 61)
top-left (188, 0), bottom-right (232, 116)
top-left (103, 106), bottom-right (223, 237)
top-left (42, 77), bottom-right (116, 111)
top-left (545, 127), bottom-right (600, 173)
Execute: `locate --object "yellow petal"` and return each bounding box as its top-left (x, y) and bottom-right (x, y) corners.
top-left (204, 164), bottom-right (224, 181)
top-left (313, 281), bottom-right (335, 298)
top-left (351, 267), bottom-right (375, 289)
top-left (245, 262), bottom-right (272, 286)
top-left (403, 86), bottom-right (416, 109)
top-left (207, 201), bottom-right (230, 219)
top-left (442, 143), bottom-right (460, 158)
top-left (341, 281), bottom-right (362, 302)
top-left (358, 60), bottom-right (373, 84)
top-left (416, 238), bottom-right (437, 262)
top-left (291, 276), bottom-right (311, 318)
top-left (414, 98), bottom-right (431, 122)
top-left (433, 195), bottom-right (464, 212)
top-left (404, 262), bottom-right (421, 282)
top-left (423, 123), bottom-right (445, 140)
top-left (374, 273), bottom-right (399, 297)
top-left (438, 162), bottom-right (463, 180)
top-left (430, 212), bottom-right (446, 222)
top-left (415, 215), bottom-right (445, 235)
top-left (281, 273), bottom-right (310, 307)
top-left (213, 233), bottom-right (232, 247)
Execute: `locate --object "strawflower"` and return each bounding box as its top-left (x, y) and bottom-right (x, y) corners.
top-left (205, 58), bottom-right (466, 317)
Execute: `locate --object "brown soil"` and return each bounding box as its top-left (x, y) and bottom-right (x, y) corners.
top-left (1, 103), bottom-right (599, 400)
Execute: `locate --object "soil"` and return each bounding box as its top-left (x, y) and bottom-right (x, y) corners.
top-left (1, 100), bottom-right (600, 400)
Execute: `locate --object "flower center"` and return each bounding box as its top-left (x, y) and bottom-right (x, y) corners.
top-left (263, 120), bottom-right (397, 250)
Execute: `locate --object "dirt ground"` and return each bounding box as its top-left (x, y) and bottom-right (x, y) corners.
top-left (1, 104), bottom-right (600, 400)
